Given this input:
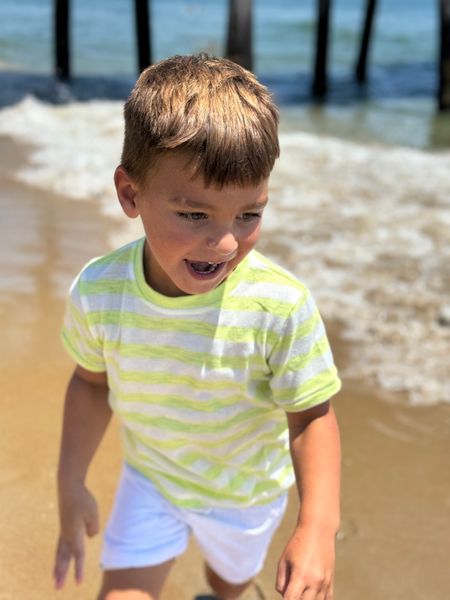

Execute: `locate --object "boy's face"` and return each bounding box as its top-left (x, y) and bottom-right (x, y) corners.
top-left (116, 155), bottom-right (269, 297)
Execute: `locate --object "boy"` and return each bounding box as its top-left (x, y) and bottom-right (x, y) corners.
top-left (53, 54), bottom-right (341, 600)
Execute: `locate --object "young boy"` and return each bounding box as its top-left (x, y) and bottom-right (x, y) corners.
top-left (53, 54), bottom-right (341, 600)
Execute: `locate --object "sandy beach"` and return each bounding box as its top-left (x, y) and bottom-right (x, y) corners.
top-left (1, 133), bottom-right (450, 600)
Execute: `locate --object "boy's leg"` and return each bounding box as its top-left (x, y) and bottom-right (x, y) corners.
top-left (99, 466), bottom-right (191, 600)
top-left (204, 563), bottom-right (252, 599)
top-left (188, 495), bottom-right (288, 599)
top-left (97, 560), bottom-right (174, 600)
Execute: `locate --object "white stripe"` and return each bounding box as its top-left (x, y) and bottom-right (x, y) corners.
top-left (103, 324), bottom-right (259, 355)
top-left (81, 260), bottom-right (133, 282)
top-left (232, 281), bottom-right (304, 304)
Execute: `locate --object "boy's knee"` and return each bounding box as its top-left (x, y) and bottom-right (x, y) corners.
top-left (97, 561), bottom-right (174, 600)
top-left (204, 563), bottom-right (252, 599)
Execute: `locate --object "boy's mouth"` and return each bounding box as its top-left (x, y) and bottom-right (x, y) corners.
top-left (185, 260), bottom-right (225, 277)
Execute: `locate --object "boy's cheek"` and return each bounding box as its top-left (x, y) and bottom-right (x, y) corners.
top-left (161, 229), bottom-right (196, 251)
top-left (245, 224), bottom-right (262, 248)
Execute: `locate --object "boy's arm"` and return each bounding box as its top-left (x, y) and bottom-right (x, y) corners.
top-left (54, 365), bottom-right (112, 589)
top-left (276, 401), bottom-right (340, 600)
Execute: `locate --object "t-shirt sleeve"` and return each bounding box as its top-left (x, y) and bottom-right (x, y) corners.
top-left (269, 288), bottom-right (341, 411)
top-left (61, 273), bottom-right (106, 373)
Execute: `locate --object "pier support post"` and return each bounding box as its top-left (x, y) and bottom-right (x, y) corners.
top-left (312, 0), bottom-right (331, 97)
top-left (54, 0), bottom-right (71, 79)
top-left (355, 0), bottom-right (377, 83)
top-left (134, 0), bottom-right (152, 72)
top-left (439, 0), bottom-right (450, 110)
top-left (226, 0), bottom-right (253, 71)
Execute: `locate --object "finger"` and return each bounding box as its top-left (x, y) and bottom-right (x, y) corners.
top-left (53, 537), bottom-right (72, 589)
top-left (314, 571), bottom-right (333, 600)
top-left (294, 580), bottom-right (327, 600)
top-left (280, 572), bottom-right (307, 600)
top-left (295, 587), bottom-right (317, 600)
top-left (74, 550), bottom-right (84, 585)
top-left (275, 560), bottom-right (289, 596)
top-left (325, 575), bottom-right (334, 600)
top-left (315, 586), bottom-right (328, 600)
top-left (73, 528), bottom-right (86, 585)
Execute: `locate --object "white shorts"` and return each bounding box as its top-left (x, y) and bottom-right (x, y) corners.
top-left (101, 464), bottom-right (288, 584)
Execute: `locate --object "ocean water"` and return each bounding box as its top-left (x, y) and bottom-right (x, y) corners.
top-left (0, 0), bottom-right (449, 405)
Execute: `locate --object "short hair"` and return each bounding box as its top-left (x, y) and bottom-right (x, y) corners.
top-left (121, 53), bottom-right (279, 187)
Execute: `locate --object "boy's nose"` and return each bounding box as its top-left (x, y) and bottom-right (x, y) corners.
top-left (206, 228), bottom-right (238, 257)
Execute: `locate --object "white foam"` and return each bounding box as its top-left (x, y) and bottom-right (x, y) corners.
top-left (0, 97), bottom-right (449, 405)
top-left (268, 131), bottom-right (450, 405)
top-left (0, 95), bottom-right (122, 207)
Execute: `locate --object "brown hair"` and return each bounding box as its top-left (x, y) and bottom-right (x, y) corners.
top-left (121, 53), bottom-right (279, 187)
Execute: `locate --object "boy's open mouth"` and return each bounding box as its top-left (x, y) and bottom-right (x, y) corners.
top-left (185, 260), bottom-right (224, 276)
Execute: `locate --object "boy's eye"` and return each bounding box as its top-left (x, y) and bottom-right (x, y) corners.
top-left (177, 212), bottom-right (207, 221)
top-left (239, 212), bottom-right (262, 222)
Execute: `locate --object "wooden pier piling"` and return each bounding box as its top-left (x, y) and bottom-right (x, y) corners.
top-left (439, 0), bottom-right (450, 110)
top-left (134, 0), bottom-right (152, 72)
top-left (55, 0), bottom-right (70, 79)
top-left (51, 0), bottom-right (447, 112)
top-left (312, 0), bottom-right (331, 98)
top-left (226, 0), bottom-right (253, 71)
top-left (355, 0), bottom-right (377, 83)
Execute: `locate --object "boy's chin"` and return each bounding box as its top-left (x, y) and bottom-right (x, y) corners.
top-left (179, 279), bottom-right (225, 296)
top-left (180, 273), bottom-right (230, 296)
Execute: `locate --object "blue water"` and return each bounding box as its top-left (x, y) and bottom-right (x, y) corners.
top-left (0, 0), bottom-right (448, 147)
top-left (0, 0), bottom-right (438, 75)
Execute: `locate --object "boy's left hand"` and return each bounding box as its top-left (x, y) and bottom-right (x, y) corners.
top-left (275, 524), bottom-right (335, 599)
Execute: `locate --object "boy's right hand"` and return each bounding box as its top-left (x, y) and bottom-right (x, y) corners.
top-left (53, 484), bottom-right (99, 589)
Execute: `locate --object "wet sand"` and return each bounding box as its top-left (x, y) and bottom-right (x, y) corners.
top-left (1, 135), bottom-right (449, 599)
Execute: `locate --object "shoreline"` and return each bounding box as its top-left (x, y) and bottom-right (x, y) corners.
top-left (1, 134), bottom-right (450, 599)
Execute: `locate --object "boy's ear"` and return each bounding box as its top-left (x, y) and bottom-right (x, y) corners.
top-left (114, 166), bottom-right (140, 218)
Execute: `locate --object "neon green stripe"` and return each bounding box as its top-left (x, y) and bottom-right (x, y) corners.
top-left (275, 375), bottom-right (341, 406)
top-left (119, 406), bottom-right (267, 434)
top-left (110, 365), bottom-right (244, 391)
top-left (84, 309), bottom-right (287, 347)
top-left (225, 424), bottom-right (286, 460)
top-left (143, 468), bottom-right (251, 505)
top-left (79, 279), bottom-right (134, 296)
top-left (125, 417), bottom-right (285, 452)
top-left (90, 250), bottom-right (131, 265)
top-left (225, 295), bottom-right (303, 318)
top-left (104, 341), bottom-right (268, 371)
top-left (272, 314), bottom-right (323, 351)
top-left (61, 331), bottom-right (105, 371)
top-left (271, 336), bottom-right (332, 369)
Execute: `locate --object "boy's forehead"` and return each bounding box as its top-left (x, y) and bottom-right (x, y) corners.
top-left (168, 193), bottom-right (269, 210)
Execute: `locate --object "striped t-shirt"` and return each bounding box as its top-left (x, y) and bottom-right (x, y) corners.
top-left (62, 237), bottom-right (341, 509)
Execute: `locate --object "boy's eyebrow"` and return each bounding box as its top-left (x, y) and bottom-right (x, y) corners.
top-left (169, 197), bottom-right (269, 210)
